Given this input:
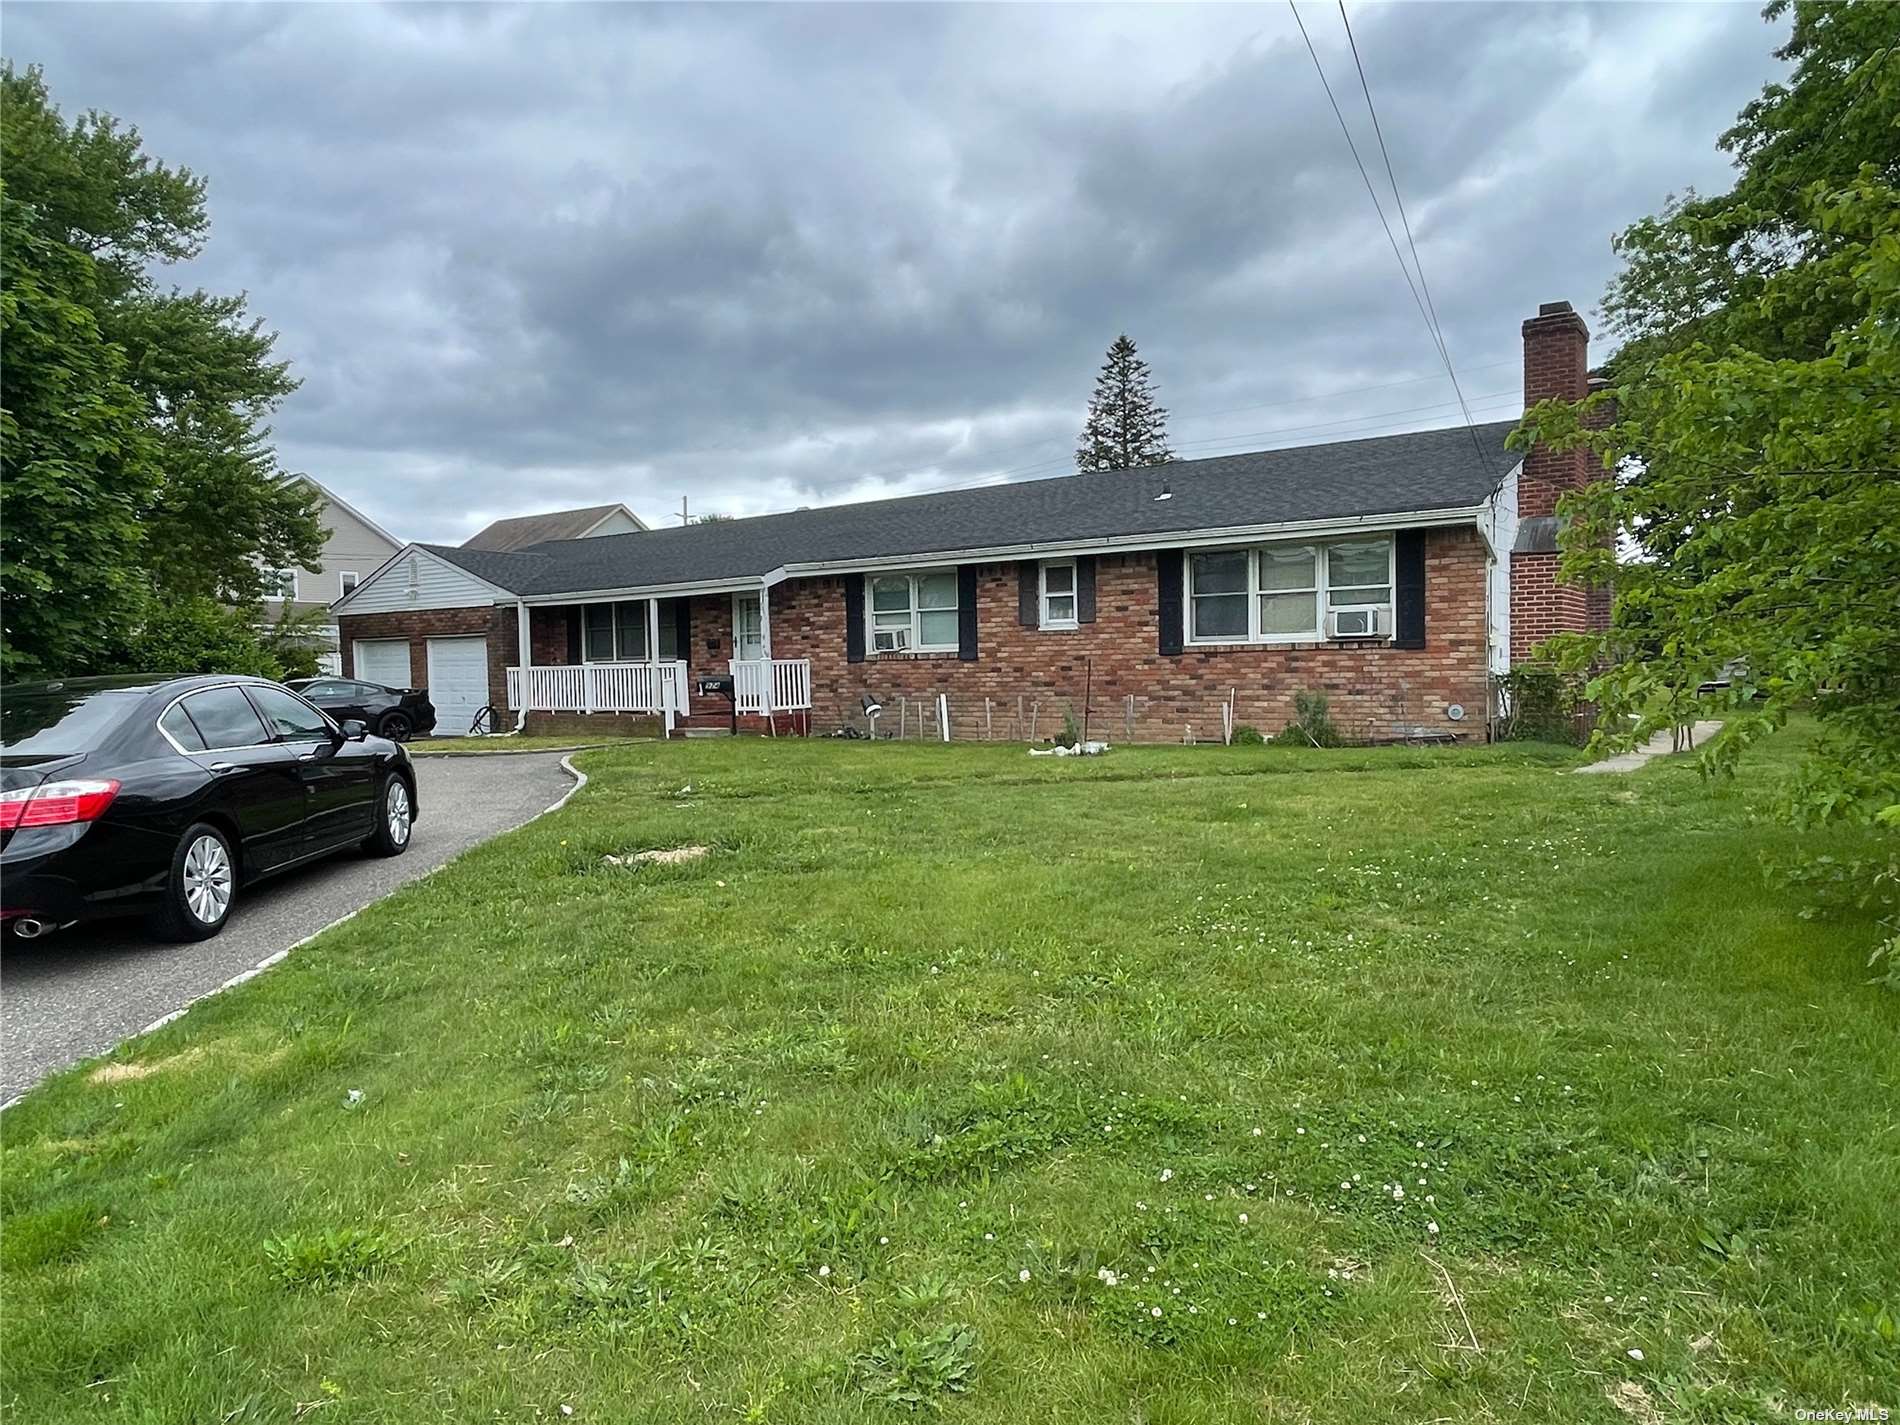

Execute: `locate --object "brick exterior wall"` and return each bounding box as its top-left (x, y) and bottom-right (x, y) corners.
top-left (336, 605), bottom-right (520, 713)
top-left (760, 530), bottom-right (1488, 743)
top-left (337, 529), bottom-right (1491, 744)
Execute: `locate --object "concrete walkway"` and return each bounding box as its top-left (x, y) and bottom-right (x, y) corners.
top-left (1574, 720), bottom-right (1723, 774)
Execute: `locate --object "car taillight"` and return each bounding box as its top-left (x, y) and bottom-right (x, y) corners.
top-left (0, 779), bottom-right (122, 830)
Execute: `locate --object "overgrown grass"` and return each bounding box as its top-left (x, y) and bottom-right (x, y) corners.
top-left (4, 733), bottom-right (1894, 1422)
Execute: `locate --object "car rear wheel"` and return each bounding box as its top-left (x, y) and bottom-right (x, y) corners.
top-left (362, 775), bottom-right (413, 857)
top-left (377, 710), bottom-right (413, 742)
top-left (149, 823), bottom-right (237, 941)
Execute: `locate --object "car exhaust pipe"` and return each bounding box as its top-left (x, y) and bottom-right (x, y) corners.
top-left (12, 918), bottom-right (46, 939)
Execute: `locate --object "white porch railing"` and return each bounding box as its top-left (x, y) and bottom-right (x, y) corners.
top-left (507, 660), bottom-right (689, 730)
top-left (731, 657), bottom-right (813, 713)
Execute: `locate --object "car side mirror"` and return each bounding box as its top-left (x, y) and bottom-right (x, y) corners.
top-left (340, 719), bottom-right (369, 741)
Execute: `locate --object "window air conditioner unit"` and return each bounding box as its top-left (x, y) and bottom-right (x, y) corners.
top-left (1328, 607), bottom-right (1386, 639)
top-left (873, 627), bottom-right (910, 653)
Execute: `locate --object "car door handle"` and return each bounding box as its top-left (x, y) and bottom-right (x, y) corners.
top-left (298, 751), bottom-right (321, 761)
top-left (207, 762), bottom-right (242, 774)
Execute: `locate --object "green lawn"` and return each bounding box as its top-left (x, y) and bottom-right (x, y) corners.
top-left (412, 734), bottom-right (637, 755)
top-left (4, 735), bottom-right (1895, 1423)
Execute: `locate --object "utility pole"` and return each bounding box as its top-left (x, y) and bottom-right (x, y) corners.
top-left (675, 496), bottom-right (690, 526)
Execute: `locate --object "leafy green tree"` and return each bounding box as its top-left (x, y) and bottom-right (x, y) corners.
top-left (112, 597), bottom-right (288, 681)
top-left (0, 189), bottom-right (156, 678)
top-left (0, 63), bottom-right (323, 676)
top-left (1076, 335), bottom-right (1175, 472)
top-left (1516, 0), bottom-right (1899, 976)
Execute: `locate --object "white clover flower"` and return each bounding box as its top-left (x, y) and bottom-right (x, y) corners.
top-left (878, 1236), bottom-right (889, 1245)
top-left (1019, 1269), bottom-right (1031, 1283)
top-left (1159, 1168), bottom-right (1173, 1182)
top-left (1296, 1127), bottom-right (1306, 1136)
top-left (1252, 1127), bottom-right (1263, 1137)
top-left (983, 1232), bottom-right (994, 1241)
top-left (1227, 1317), bottom-right (1237, 1326)
top-left (1627, 1348), bottom-right (1644, 1361)
top-left (1427, 1221), bottom-right (1439, 1235)
top-left (818, 1265), bottom-right (831, 1277)
top-left (1238, 1213), bottom-right (1248, 1223)
top-left (1152, 1306), bottom-right (1163, 1318)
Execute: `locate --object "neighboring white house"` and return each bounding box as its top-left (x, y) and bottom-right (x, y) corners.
top-left (262, 477), bottom-right (406, 674)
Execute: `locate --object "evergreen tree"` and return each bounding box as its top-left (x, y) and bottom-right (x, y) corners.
top-left (1075, 335), bottom-right (1174, 472)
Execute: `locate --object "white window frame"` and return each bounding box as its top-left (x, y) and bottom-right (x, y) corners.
top-left (582, 601), bottom-right (649, 663)
top-left (866, 570), bottom-right (959, 655)
top-left (1040, 561), bottom-right (1078, 630)
top-left (1184, 536), bottom-right (1395, 646)
top-left (267, 567), bottom-right (299, 600)
top-left (338, 570), bottom-right (359, 597)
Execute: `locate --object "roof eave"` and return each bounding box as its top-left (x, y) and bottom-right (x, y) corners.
top-left (515, 504), bottom-right (1486, 606)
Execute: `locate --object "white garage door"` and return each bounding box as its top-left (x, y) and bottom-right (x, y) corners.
top-left (353, 639), bottom-right (411, 690)
top-left (427, 636), bottom-right (490, 737)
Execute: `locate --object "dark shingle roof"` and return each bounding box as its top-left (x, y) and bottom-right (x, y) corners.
top-left (428, 420), bottom-right (1517, 597)
top-left (462, 504), bottom-right (635, 551)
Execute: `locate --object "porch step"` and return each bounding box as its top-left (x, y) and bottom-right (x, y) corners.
top-left (681, 727), bottom-right (733, 738)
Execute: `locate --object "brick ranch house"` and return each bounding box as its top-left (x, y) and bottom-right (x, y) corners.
top-left (333, 300), bottom-right (1606, 743)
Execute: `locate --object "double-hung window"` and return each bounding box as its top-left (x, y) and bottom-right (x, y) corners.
top-left (583, 601), bottom-right (649, 661)
top-left (267, 568), bottom-right (298, 600)
top-left (1040, 562), bottom-right (1078, 629)
top-left (869, 571), bottom-right (958, 653)
top-left (1186, 537), bottom-right (1393, 643)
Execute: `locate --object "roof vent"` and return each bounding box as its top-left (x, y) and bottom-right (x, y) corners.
top-left (1153, 481), bottom-right (1173, 502)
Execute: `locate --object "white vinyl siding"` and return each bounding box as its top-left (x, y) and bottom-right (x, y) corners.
top-left (338, 549), bottom-right (502, 614)
top-left (1187, 536), bottom-right (1395, 645)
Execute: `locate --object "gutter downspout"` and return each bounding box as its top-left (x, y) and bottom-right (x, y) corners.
top-left (513, 599), bottom-right (531, 733)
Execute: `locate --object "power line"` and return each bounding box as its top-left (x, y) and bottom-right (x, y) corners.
top-left (1288, 0), bottom-right (1496, 477)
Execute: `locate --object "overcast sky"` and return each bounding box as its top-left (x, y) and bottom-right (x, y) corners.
top-left (9, 2), bottom-right (1783, 544)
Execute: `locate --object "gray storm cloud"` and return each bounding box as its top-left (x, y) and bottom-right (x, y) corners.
top-left (7, 2), bottom-right (1782, 541)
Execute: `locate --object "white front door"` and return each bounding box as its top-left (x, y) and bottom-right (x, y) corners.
top-left (732, 594), bottom-right (764, 662)
top-left (426, 636), bottom-right (489, 736)
top-left (353, 639), bottom-right (411, 689)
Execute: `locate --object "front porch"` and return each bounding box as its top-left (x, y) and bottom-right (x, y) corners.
top-left (505, 656), bottom-right (813, 731)
top-left (503, 588), bottom-right (812, 735)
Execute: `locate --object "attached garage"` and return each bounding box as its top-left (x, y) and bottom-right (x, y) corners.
top-left (353, 638), bottom-right (412, 690)
top-left (427, 636), bottom-right (490, 737)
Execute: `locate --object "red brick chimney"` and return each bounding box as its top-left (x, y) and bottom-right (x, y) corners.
top-left (1518, 300), bottom-right (1591, 519)
top-left (1508, 300), bottom-right (1603, 664)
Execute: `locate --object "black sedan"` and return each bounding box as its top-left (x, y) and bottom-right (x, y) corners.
top-left (2, 675), bottom-right (417, 942)
top-left (287, 677), bottom-right (436, 741)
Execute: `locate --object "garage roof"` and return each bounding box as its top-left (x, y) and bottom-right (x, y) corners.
top-left (421, 420), bottom-right (1518, 599)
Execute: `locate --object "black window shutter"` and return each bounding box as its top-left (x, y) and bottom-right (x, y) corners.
top-left (1017, 562), bottom-right (1038, 626)
top-left (844, 575), bottom-right (866, 664)
top-left (1156, 550), bottom-right (1184, 656)
top-left (957, 565), bottom-right (979, 661)
top-left (1394, 530), bottom-right (1427, 649)
top-left (672, 598), bottom-right (692, 667)
top-left (565, 608), bottom-right (582, 663)
top-left (1077, 555), bottom-right (1098, 624)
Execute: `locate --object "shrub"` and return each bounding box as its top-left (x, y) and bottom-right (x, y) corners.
top-left (114, 597), bottom-right (286, 680)
top-left (1269, 691), bottom-right (1344, 747)
top-left (1495, 667), bottom-right (1589, 745)
top-left (1232, 724), bottom-right (1264, 746)
top-left (1056, 707), bottom-right (1080, 749)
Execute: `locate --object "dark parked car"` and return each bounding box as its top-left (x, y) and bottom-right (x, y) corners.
top-left (1, 675), bottom-right (417, 942)
top-left (286, 678), bottom-right (436, 741)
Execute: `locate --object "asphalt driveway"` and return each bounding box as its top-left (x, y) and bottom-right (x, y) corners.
top-left (1, 751), bottom-right (576, 1102)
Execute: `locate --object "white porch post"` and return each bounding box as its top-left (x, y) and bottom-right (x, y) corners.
top-left (758, 584), bottom-right (773, 717)
top-left (648, 597), bottom-right (671, 736)
top-left (514, 600), bottom-right (531, 732)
